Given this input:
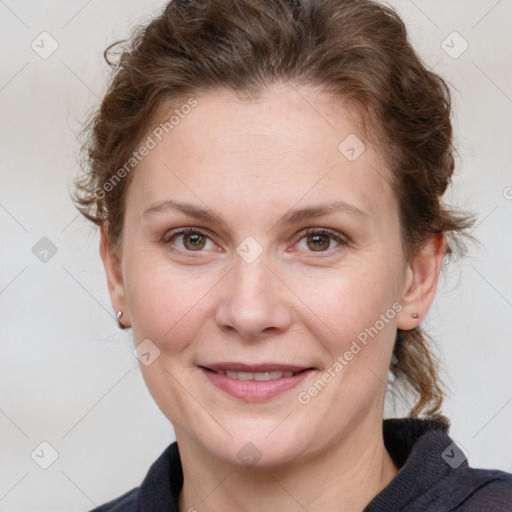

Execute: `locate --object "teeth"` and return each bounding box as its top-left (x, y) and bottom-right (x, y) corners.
top-left (217, 370), bottom-right (296, 380)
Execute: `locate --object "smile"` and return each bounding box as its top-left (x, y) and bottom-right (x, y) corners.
top-left (200, 363), bottom-right (314, 401)
top-left (212, 369), bottom-right (296, 380)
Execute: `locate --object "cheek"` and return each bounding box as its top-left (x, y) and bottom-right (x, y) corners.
top-left (122, 235), bottom-right (403, 367)
top-left (289, 265), bottom-right (400, 355)
top-left (123, 252), bottom-right (217, 350)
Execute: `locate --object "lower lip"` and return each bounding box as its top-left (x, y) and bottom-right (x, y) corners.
top-left (201, 368), bottom-right (313, 401)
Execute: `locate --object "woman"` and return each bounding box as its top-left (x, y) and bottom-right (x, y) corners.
top-left (73, 0), bottom-right (512, 510)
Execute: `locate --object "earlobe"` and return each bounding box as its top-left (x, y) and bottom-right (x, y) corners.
top-left (99, 227), bottom-right (129, 327)
top-left (397, 234), bottom-right (445, 331)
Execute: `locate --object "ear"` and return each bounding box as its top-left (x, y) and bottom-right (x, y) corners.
top-left (397, 234), bottom-right (445, 330)
top-left (99, 226), bottom-right (129, 327)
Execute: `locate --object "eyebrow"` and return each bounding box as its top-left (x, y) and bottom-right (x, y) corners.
top-left (142, 199), bottom-right (369, 228)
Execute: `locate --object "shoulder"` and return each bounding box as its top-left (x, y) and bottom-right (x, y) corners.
top-left (88, 487), bottom-right (139, 512)
top-left (449, 467), bottom-right (512, 511)
top-left (369, 418), bottom-right (512, 512)
top-left (85, 441), bottom-right (182, 512)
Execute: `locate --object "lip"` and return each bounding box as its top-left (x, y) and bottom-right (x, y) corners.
top-left (203, 362), bottom-right (310, 373)
top-left (200, 362), bottom-right (314, 401)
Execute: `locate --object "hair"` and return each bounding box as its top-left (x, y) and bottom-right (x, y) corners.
top-left (73, 0), bottom-right (475, 417)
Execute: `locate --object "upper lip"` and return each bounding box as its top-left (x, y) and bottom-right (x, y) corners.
top-left (201, 362), bottom-right (312, 373)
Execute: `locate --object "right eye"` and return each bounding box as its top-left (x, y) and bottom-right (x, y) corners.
top-left (164, 228), bottom-right (216, 252)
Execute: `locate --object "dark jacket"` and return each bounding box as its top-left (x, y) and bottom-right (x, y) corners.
top-left (89, 417), bottom-right (512, 511)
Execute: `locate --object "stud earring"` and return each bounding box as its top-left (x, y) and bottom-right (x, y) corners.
top-left (117, 310), bottom-right (125, 329)
top-left (412, 313), bottom-right (419, 319)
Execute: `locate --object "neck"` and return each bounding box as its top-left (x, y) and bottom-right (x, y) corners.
top-left (176, 416), bottom-right (398, 512)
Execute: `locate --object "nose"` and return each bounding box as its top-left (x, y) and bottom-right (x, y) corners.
top-left (215, 256), bottom-right (292, 340)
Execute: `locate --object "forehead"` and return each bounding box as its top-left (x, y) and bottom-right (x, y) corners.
top-left (127, 85), bottom-right (395, 223)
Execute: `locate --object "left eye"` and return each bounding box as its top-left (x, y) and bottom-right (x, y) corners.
top-left (295, 229), bottom-right (345, 252)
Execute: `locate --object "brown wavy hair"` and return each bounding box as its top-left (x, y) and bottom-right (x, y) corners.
top-left (73, 0), bottom-right (475, 417)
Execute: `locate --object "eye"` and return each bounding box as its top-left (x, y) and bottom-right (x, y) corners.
top-left (162, 227), bottom-right (347, 255)
top-left (295, 228), bottom-right (347, 253)
top-left (164, 228), bottom-right (215, 252)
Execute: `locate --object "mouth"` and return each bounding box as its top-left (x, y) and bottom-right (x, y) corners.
top-left (199, 363), bottom-right (314, 401)
top-left (209, 369), bottom-right (299, 380)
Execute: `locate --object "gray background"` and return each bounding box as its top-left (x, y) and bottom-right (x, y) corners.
top-left (1, 1), bottom-right (511, 510)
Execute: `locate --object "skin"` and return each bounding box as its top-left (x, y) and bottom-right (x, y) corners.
top-left (100, 85), bottom-right (444, 511)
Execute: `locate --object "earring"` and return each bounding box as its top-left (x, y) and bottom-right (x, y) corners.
top-left (117, 310), bottom-right (125, 329)
top-left (412, 313), bottom-right (419, 319)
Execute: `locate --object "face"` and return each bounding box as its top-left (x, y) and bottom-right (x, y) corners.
top-left (103, 85), bottom-right (426, 469)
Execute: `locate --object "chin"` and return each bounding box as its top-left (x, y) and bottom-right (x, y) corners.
top-left (223, 438), bottom-right (307, 470)
top-left (186, 414), bottom-right (316, 470)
